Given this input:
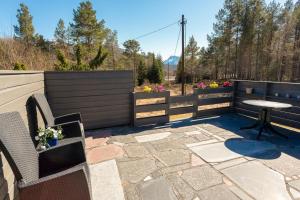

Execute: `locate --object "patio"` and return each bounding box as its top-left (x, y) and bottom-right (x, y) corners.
top-left (1, 71), bottom-right (300, 200)
top-left (85, 114), bottom-right (300, 200)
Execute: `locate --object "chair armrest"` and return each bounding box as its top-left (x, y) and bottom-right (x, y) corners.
top-left (55, 113), bottom-right (82, 124)
top-left (51, 121), bottom-right (83, 138)
top-left (38, 141), bottom-right (86, 178)
top-left (19, 164), bottom-right (91, 200)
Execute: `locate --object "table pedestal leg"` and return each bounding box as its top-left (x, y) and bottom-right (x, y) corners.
top-left (240, 108), bottom-right (288, 140)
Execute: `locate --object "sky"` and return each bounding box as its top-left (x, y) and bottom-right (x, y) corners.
top-left (0, 0), bottom-right (290, 60)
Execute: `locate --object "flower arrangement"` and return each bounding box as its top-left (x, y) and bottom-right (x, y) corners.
top-left (154, 85), bottom-right (165, 92)
top-left (143, 86), bottom-right (152, 93)
top-left (196, 82), bottom-right (206, 89)
top-left (35, 127), bottom-right (63, 150)
top-left (223, 81), bottom-right (232, 87)
top-left (209, 81), bottom-right (219, 88)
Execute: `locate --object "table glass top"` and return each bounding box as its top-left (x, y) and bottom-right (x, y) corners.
top-left (242, 100), bottom-right (292, 109)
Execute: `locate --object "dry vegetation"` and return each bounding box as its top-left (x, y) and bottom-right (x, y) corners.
top-left (0, 38), bottom-right (56, 70)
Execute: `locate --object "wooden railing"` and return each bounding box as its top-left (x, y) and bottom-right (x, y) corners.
top-left (233, 80), bottom-right (300, 129)
top-left (132, 87), bottom-right (234, 127)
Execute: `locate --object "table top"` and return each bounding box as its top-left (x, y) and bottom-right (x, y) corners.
top-left (242, 100), bottom-right (292, 109)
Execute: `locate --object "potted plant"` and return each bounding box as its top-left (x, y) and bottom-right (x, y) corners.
top-left (35, 126), bottom-right (63, 150)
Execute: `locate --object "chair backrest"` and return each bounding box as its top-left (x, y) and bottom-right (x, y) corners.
top-left (0, 112), bottom-right (39, 183)
top-left (32, 93), bottom-right (55, 127)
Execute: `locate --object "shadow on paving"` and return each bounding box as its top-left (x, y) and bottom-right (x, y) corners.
top-left (87, 113), bottom-right (300, 161)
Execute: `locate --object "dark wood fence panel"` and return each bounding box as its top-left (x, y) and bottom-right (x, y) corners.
top-left (0, 71), bottom-right (45, 200)
top-left (133, 91), bottom-right (169, 127)
top-left (132, 87), bottom-right (234, 127)
top-left (169, 94), bottom-right (196, 116)
top-left (196, 87), bottom-right (234, 117)
top-left (234, 80), bottom-right (300, 129)
top-left (45, 71), bottom-right (134, 129)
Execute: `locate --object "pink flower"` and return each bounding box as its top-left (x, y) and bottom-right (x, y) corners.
top-left (154, 85), bottom-right (165, 92)
top-left (223, 81), bottom-right (232, 87)
top-left (197, 82), bottom-right (206, 89)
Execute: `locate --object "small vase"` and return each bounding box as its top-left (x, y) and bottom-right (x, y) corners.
top-left (274, 93), bottom-right (279, 97)
top-left (245, 88), bottom-right (253, 94)
top-left (47, 138), bottom-right (58, 147)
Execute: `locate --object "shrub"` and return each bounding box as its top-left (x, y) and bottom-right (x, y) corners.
top-left (13, 62), bottom-right (26, 70)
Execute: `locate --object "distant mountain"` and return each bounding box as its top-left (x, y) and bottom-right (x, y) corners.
top-left (164, 56), bottom-right (180, 66)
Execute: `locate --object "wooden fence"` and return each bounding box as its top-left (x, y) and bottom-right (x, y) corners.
top-left (45, 71), bottom-right (134, 129)
top-left (233, 80), bottom-right (300, 129)
top-left (133, 87), bottom-right (234, 127)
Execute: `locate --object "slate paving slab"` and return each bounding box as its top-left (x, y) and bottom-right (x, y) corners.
top-left (124, 144), bottom-right (150, 158)
top-left (193, 134), bottom-right (211, 142)
top-left (260, 148), bottom-right (300, 177)
top-left (222, 161), bottom-right (292, 200)
top-left (138, 177), bottom-right (178, 200)
top-left (181, 165), bottom-right (223, 191)
top-left (198, 184), bottom-right (240, 200)
top-left (152, 140), bottom-right (186, 151)
top-left (109, 135), bottom-right (137, 144)
top-left (86, 144), bottom-right (124, 164)
top-left (167, 174), bottom-right (196, 200)
top-left (135, 132), bottom-right (172, 143)
top-left (89, 160), bottom-right (125, 200)
top-left (154, 149), bottom-right (190, 167)
top-left (118, 158), bottom-right (157, 183)
top-left (289, 180), bottom-right (300, 191)
top-left (189, 139), bottom-right (276, 163)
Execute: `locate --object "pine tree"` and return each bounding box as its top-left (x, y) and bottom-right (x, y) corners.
top-left (105, 30), bottom-right (119, 69)
top-left (148, 55), bottom-right (164, 84)
top-left (54, 19), bottom-right (66, 46)
top-left (14, 3), bottom-right (35, 44)
top-left (137, 60), bottom-right (147, 86)
top-left (70, 1), bottom-right (107, 49)
top-left (123, 39), bottom-right (141, 82)
top-left (89, 45), bottom-right (108, 70)
top-left (185, 36), bottom-right (200, 83)
top-left (54, 50), bottom-right (69, 71)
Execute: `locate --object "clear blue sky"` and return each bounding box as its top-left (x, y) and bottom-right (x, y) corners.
top-left (0, 0), bottom-right (289, 59)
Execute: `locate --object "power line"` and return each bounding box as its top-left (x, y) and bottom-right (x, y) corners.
top-left (173, 26), bottom-right (181, 57)
top-left (133, 21), bottom-right (179, 40)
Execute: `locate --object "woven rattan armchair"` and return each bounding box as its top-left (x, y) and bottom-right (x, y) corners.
top-left (32, 93), bottom-right (85, 146)
top-left (0, 112), bottom-right (92, 200)
top-left (32, 93), bottom-right (82, 127)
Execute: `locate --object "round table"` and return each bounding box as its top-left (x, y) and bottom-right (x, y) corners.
top-left (240, 100), bottom-right (292, 140)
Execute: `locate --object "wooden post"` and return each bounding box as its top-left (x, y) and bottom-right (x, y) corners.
top-left (181, 15), bottom-right (186, 96)
top-left (165, 91), bottom-right (170, 123)
top-left (193, 89), bottom-right (198, 118)
top-left (232, 81), bottom-right (238, 108)
top-left (132, 92), bottom-right (137, 127)
top-left (263, 82), bottom-right (269, 100)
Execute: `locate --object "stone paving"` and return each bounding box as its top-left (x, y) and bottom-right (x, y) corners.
top-left (86, 114), bottom-right (300, 200)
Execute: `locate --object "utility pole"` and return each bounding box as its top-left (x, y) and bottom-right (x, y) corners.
top-left (168, 62), bottom-right (170, 84)
top-left (181, 15), bottom-right (186, 95)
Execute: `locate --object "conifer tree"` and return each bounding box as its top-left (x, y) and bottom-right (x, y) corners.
top-left (14, 3), bottom-right (35, 44)
top-left (70, 1), bottom-right (107, 49)
top-left (137, 60), bottom-right (147, 86)
top-left (54, 19), bottom-right (66, 45)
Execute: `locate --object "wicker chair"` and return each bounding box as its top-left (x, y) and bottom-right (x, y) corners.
top-left (32, 93), bottom-right (82, 127)
top-left (32, 93), bottom-right (85, 146)
top-left (0, 112), bottom-right (92, 200)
